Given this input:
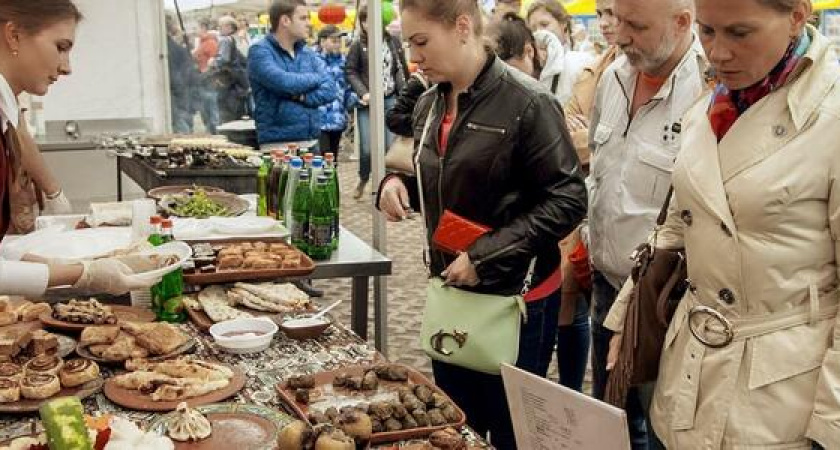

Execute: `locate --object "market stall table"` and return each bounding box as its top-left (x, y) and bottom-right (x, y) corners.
top-left (0, 320), bottom-right (489, 448)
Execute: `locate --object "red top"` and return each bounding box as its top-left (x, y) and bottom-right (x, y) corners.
top-left (438, 112), bottom-right (456, 156)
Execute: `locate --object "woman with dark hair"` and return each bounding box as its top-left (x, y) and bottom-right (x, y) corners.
top-left (345, 4), bottom-right (408, 199)
top-left (376, 1), bottom-right (586, 447)
top-left (0, 0), bottom-right (160, 296)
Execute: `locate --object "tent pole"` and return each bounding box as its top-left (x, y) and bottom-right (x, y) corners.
top-left (368, 0), bottom-right (389, 356)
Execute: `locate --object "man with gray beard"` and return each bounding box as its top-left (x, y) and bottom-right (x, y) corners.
top-left (585, 0), bottom-right (706, 447)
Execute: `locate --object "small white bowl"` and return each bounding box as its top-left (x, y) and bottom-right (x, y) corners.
top-left (209, 317), bottom-right (278, 354)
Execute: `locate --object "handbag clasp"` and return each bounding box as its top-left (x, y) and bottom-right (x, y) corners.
top-left (430, 329), bottom-right (468, 356)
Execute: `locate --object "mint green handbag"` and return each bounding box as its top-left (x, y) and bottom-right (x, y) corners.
top-left (413, 98), bottom-right (536, 375)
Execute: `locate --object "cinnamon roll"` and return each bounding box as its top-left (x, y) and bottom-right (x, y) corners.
top-left (0, 362), bottom-right (23, 382)
top-left (20, 373), bottom-right (60, 400)
top-left (59, 359), bottom-right (100, 387)
top-left (24, 355), bottom-right (63, 376)
top-left (0, 378), bottom-right (20, 403)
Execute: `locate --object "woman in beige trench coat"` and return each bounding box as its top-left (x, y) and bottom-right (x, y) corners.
top-left (604, 0), bottom-right (840, 448)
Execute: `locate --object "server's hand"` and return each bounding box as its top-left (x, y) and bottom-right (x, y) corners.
top-left (42, 190), bottom-right (72, 215)
top-left (72, 257), bottom-right (160, 295)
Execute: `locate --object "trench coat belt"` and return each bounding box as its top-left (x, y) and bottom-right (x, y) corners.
top-left (685, 288), bottom-right (840, 348)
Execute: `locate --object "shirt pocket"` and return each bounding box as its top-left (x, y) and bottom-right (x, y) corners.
top-left (624, 141), bottom-right (676, 205)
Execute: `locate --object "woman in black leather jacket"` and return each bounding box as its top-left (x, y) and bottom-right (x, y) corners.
top-left (376, 1), bottom-right (586, 448)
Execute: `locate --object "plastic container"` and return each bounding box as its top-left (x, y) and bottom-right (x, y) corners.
top-left (209, 317), bottom-right (279, 354)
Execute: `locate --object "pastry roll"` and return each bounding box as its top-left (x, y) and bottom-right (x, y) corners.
top-left (24, 355), bottom-right (63, 376)
top-left (59, 359), bottom-right (100, 387)
top-left (0, 362), bottom-right (23, 382)
top-left (0, 378), bottom-right (20, 403)
top-left (20, 373), bottom-right (61, 400)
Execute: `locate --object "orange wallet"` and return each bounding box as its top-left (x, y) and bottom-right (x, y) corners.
top-left (432, 210), bottom-right (492, 255)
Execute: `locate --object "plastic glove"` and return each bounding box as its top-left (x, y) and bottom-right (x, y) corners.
top-left (72, 257), bottom-right (161, 295)
top-left (42, 190), bottom-right (73, 215)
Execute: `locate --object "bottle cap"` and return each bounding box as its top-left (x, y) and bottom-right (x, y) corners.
top-left (283, 154), bottom-right (292, 162)
top-left (303, 154), bottom-right (314, 162)
top-left (149, 215), bottom-right (162, 225)
top-left (325, 153), bottom-right (335, 161)
top-left (161, 219), bottom-right (173, 228)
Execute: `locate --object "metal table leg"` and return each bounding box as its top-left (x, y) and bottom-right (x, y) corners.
top-left (351, 276), bottom-right (369, 340)
top-left (116, 155), bottom-right (123, 201)
top-left (374, 276), bottom-right (388, 356)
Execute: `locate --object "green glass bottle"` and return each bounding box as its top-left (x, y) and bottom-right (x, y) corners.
top-left (308, 176), bottom-right (334, 260)
top-left (290, 173), bottom-right (311, 253)
top-left (148, 216), bottom-right (163, 313)
top-left (277, 154), bottom-right (292, 221)
top-left (257, 155), bottom-right (272, 216)
top-left (154, 219), bottom-right (186, 323)
top-left (323, 167), bottom-right (340, 250)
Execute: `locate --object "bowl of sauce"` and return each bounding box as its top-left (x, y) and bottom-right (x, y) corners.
top-left (209, 317), bottom-right (278, 354)
top-left (279, 316), bottom-right (331, 340)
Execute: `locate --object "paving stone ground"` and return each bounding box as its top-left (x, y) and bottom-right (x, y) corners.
top-left (321, 158), bottom-right (591, 391)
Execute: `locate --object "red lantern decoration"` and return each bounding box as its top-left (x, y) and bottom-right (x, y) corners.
top-left (318, 3), bottom-right (346, 25)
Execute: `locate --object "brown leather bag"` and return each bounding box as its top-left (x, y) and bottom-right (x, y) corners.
top-left (605, 187), bottom-right (688, 408)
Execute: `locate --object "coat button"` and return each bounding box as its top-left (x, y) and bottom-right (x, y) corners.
top-left (681, 210), bottom-right (693, 226)
top-left (773, 125), bottom-right (787, 138)
top-left (719, 288), bottom-right (735, 304)
top-left (720, 222), bottom-right (732, 237)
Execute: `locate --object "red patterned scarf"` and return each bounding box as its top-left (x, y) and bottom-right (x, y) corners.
top-left (708, 32), bottom-right (810, 141)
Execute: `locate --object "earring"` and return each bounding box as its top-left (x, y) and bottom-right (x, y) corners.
top-left (11, 50), bottom-right (17, 57)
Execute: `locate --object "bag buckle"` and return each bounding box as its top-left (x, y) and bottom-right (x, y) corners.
top-left (430, 329), bottom-right (468, 356)
top-left (688, 305), bottom-right (734, 348)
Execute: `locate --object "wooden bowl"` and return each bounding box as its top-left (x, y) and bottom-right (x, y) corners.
top-left (278, 316), bottom-right (331, 340)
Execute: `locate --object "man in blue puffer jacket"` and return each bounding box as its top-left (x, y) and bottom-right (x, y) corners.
top-left (249, 0), bottom-right (338, 152)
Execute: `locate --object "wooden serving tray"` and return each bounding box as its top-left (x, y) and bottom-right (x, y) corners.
top-left (148, 403), bottom-right (295, 450)
top-left (0, 377), bottom-right (104, 414)
top-left (103, 366), bottom-right (246, 412)
top-left (182, 240), bottom-right (315, 286)
top-left (39, 305), bottom-right (155, 333)
top-left (276, 365), bottom-right (466, 444)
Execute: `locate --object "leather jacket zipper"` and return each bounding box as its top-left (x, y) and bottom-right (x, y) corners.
top-left (473, 242), bottom-right (518, 268)
top-left (466, 122), bottom-right (507, 135)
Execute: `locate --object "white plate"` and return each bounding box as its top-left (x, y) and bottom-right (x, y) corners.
top-left (11, 227), bottom-right (132, 263)
top-left (132, 241), bottom-right (193, 281)
top-left (210, 217), bottom-right (280, 235)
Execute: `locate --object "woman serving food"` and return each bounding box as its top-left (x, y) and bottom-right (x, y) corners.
top-left (0, 0), bottom-right (159, 297)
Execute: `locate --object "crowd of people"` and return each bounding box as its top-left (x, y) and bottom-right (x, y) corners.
top-left (166, 12), bottom-right (253, 135)
top-left (0, 0), bottom-right (839, 449)
top-left (371, 0), bottom-right (835, 449)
